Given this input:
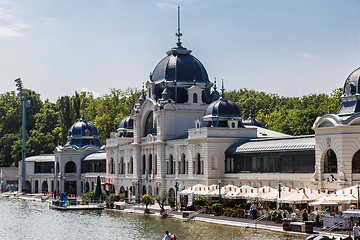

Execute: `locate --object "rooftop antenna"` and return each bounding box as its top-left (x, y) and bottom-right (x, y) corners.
top-left (176, 5), bottom-right (183, 47)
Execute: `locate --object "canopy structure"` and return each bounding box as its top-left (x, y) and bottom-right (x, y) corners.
top-left (309, 198), bottom-right (339, 206)
top-left (255, 186), bottom-right (279, 201)
top-left (221, 184), bottom-right (241, 199)
top-left (278, 188), bottom-right (325, 204)
top-left (342, 209), bottom-right (360, 218)
top-left (180, 183), bottom-right (207, 195)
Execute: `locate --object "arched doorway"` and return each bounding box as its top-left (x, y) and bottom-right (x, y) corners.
top-left (64, 181), bottom-right (77, 194)
top-left (169, 188), bottom-right (175, 201)
top-left (25, 181), bottom-right (31, 193)
top-left (42, 181), bottom-right (48, 192)
top-left (353, 150), bottom-right (360, 173)
top-left (142, 185), bottom-right (147, 195)
top-left (85, 182), bottom-right (90, 192)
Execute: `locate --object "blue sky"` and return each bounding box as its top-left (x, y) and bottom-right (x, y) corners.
top-left (1, 0), bottom-right (360, 102)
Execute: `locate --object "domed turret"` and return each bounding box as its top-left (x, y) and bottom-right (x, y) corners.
top-left (243, 107), bottom-right (264, 128)
top-left (338, 67), bottom-right (360, 116)
top-left (148, 8), bottom-right (212, 104)
top-left (65, 116), bottom-right (101, 148)
top-left (203, 82), bottom-right (243, 127)
top-left (117, 116), bottom-right (134, 137)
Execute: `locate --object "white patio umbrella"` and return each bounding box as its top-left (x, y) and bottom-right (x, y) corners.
top-left (255, 186), bottom-right (279, 201)
top-left (278, 188), bottom-right (325, 204)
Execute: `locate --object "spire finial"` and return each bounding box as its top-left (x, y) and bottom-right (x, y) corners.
top-left (193, 77), bottom-right (196, 86)
top-left (320, 108), bottom-right (323, 117)
top-left (328, 105), bottom-right (331, 114)
top-left (250, 106), bottom-right (254, 118)
top-left (81, 106), bottom-right (85, 120)
top-left (221, 79), bottom-right (226, 99)
top-left (176, 5), bottom-right (183, 47)
top-left (214, 77), bottom-right (217, 90)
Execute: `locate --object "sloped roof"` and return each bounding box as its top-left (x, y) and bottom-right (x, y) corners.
top-left (82, 152), bottom-right (106, 161)
top-left (227, 135), bottom-right (315, 153)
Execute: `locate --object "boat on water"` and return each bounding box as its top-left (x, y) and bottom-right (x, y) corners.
top-left (49, 200), bottom-right (105, 211)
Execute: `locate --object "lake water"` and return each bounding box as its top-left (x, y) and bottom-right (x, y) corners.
top-left (0, 198), bottom-right (304, 240)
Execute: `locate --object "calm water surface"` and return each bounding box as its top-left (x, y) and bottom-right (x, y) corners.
top-left (0, 198), bottom-right (304, 240)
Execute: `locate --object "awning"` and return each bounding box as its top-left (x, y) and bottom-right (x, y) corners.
top-left (343, 210), bottom-right (360, 218)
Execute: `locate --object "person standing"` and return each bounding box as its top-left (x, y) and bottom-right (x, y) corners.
top-left (302, 209), bottom-right (308, 222)
top-left (171, 233), bottom-right (178, 240)
top-left (354, 223), bottom-right (360, 240)
top-left (315, 208), bottom-right (320, 227)
top-left (163, 231), bottom-right (172, 240)
top-left (251, 202), bottom-right (257, 220)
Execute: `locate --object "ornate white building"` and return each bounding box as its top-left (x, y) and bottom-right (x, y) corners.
top-left (19, 18), bottom-right (360, 202)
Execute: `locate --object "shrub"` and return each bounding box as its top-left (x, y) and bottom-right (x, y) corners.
top-left (169, 199), bottom-right (176, 208)
top-left (193, 195), bottom-right (207, 206)
top-left (105, 194), bottom-right (115, 208)
top-left (211, 203), bottom-right (223, 213)
top-left (81, 191), bottom-right (94, 204)
top-left (156, 189), bottom-right (168, 213)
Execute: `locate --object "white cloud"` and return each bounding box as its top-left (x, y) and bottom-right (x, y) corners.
top-left (0, 2), bottom-right (31, 38)
top-left (156, 2), bottom-right (178, 9)
top-left (81, 87), bottom-right (100, 98)
top-left (294, 52), bottom-right (317, 59)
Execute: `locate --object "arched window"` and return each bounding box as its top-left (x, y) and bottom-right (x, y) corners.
top-left (65, 161), bottom-right (77, 173)
top-left (181, 153), bottom-right (186, 174)
top-left (149, 154), bottom-right (153, 175)
top-left (130, 157), bottom-right (133, 174)
top-left (353, 150), bottom-right (360, 173)
top-left (144, 111), bottom-right (155, 136)
top-left (169, 154), bottom-right (174, 174)
top-left (109, 157), bottom-right (114, 174)
top-left (120, 157), bottom-right (124, 174)
top-left (154, 154), bottom-right (157, 175)
top-left (142, 154), bottom-right (146, 174)
top-left (196, 153), bottom-right (201, 174)
top-left (193, 93), bottom-right (198, 103)
top-left (324, 149), bottom-right (337, 173)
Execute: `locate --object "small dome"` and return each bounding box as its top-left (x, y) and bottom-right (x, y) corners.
top-left (338, 67), bottom-right (360, 115)
top-left (68, 117), bottom-right (99, 137)
top-left (117, 116), bottom-right (134, 138)
top-left (243, 108), bottom-right (264, 128)
top-left (117, 116), bottom-right (133, 130)
top-left (204, 98), bottom-right (242, 120)
top-left (65, 117), bottom-right (101, 148)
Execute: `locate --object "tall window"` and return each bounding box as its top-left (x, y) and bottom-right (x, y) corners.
top-left (324, 149), bottom-right (337, 173)
top-left (353, 150), bottom-right (360, 173)
top-left (181, 153), bottom-right (185, 174)
top-left (119, 157), bottom-right (124, 174)
top-left (193, 93), bottom-right (198, 103)
top-left (169, 154), bottom-right (174, 174)
top-left (144, 111), bottom-right (155, 136)
top-left (149, 154), bottom-right (153, 175)
top-left (196, 153), bottom-right (201, 174)
top-left (142, 154), bottom-right (146, 174)
top-left (129, 157), bottom-right (133, 174)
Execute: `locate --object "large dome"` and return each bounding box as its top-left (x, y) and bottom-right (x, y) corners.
top-left (338, 67), bottom-right (360, 115)
top-left (65, 116), bottom-right (101, 148)
top-left (151, 46), bottom-right (210, 85)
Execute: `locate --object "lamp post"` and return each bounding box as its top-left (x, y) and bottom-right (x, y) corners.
top-left (175, 180), bottom-right (179, 210)
top-left (357, 183), bottom-right (360, 209)
top-left (278, 181), bottom-right (282, 198)
top-left (137, 181), bottom-right (140, 203)
top-left (218, 179), bottom-right (222, 203)
top-left (15, 78), bottom-right (29, 193)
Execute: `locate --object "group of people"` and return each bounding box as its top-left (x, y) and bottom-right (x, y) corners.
top-left (163, 231), bottom-right (178, 240)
